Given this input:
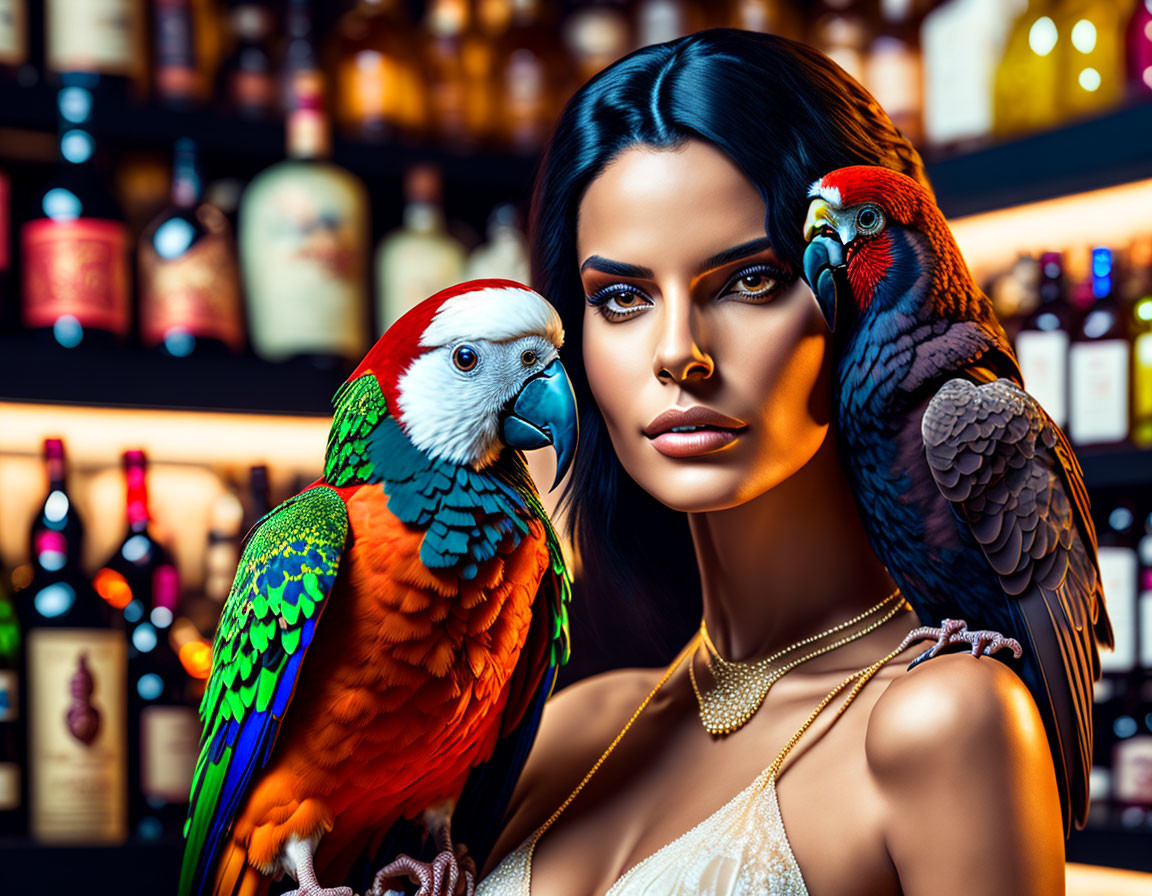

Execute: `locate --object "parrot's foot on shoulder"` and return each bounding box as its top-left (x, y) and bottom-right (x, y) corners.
top-left (282, 886), bottom-right (355, 896)
top-left (900, 618), bottom-right (1023, 670)
top-left (369, 844), bottom-right (476, 896)
top-left (280, 835), bottom-right (355, 896)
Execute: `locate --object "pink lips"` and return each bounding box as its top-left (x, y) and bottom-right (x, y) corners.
top-left (644, 406), bottom-right (747, 458)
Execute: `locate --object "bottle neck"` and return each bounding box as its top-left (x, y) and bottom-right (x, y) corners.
top-left (405, 201), bottom-right (442, 233)
top-left (124, 461), bottom-right (151, 531)
top-left (171, 145), bottom-right (202, 207)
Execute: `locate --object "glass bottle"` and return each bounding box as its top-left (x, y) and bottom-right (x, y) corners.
top-left (424, 0), bottom-right (481, 145)
top-left (993, 0), bottom-right (1064, 138)
top-left (241, 464), bottom-right (272, 536)
top-left (20, 444), bottom-right (127, 844)
top-left (29, 439), bottom-right (86, 572)
top-left (1015, 251), bottom-right (1073, 429)
top-left (920, 0), bottom-right (1027, 150)
top-left (154, 0), bottom-right (200, 107)
top-left (864, 0), bottom-right (924, 146)
top-left (1098, 492), bottom-right (1140, 676)
top-left (465, 203), bottom-right (530, 284)
top-left (375, 165), bottom-right (466, 333)
top-left (1068, 247), bottom-right (1131, 446)
top-left (492, 0), bottom-right (566, 151)
top-left (215, 0), bottom-right (277, 119)
top-left (239, 36), bottom-right (369, 366)
top-left (564, 0), bottom-right (631, 91)
top-left (0, 0), bottom-right (27, 83)
top-left (809, 0), bottom-right (872, 86)
top-left (634, 0), bottom-right (705, 48)
top-left (1054, 0), bottom-right (1128, 121)
top-left (1128, 0), bottom-right (1152, 96)
top-left (44, 0), bottom-right (145, 98)
top-left (139, 139), bottom-right (245, 358)
top-left (327, 0), bottom-right (425, 141)
top-left (22, 78), bottom-right (131, 349)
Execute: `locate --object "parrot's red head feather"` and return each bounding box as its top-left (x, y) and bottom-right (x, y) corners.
top-left (349, 279), bottom-right (563, 417)
top-left (809, 166), bottom-right (936, 230)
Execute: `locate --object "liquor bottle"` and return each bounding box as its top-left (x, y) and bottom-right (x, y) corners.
top-left (1129, 0), bottom-right (1152, 97)
top-left (0, 573), bottom-right (22, 835)
top-left (375, 165), bottom-right (466, 333)
top-left (1129, 237), bottom-right (1152, 448)
top-left (327, 0), bottom-right (425, 141)
top-left (564, 0), bottom-right (631, 90)
top-left (920, 0), bottom-right (1027, 149)
top-left (634, 0), bottom-right (705, 48)
top-left (424, 0), bottom-right (479, 145)
top-left (809, 0), bottom-right (872, 86)
top-left (1068, 247), bottom-right (1131, 446)
top-left (215, 0), bottom-right (277, 118)
top-left (154, 0), bottom-right (200, 107)
top-left (239, 53), bottom-right (369, 366)
top-left (20, 449), bottom-right (127, 844)
top-left (1098, 491), bottom-right (1139, 676)
top-left (993, 0), bottom-right (1063, 138)
top-left (727, 0), bottom-right (803, 40)
top-left (139, 139), bottom-right (245, 358)
top-left (0, 0), bottom-right (27, 82)
top-left (1053, 0), bottom-right (1127, 121)
top-left (29, 438), bottom-right (85, 571)
top-left (44, 0), bottom-right (145, 97)
top-left (493, 0), bottom-right (566, 151)
top-left (91, 450), bottom-right (193, 838)
top-left (1015, 251), bottom-right (1072, 429)
top-left (21, 79), bottom-right (131, 348)
top-left (863, 0), bottom-right (923, 146)
top-left (465, 203), bottom-right (530, 284)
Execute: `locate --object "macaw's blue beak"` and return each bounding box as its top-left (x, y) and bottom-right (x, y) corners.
top-left (802, 234), bottom-right (847, 333)
top-left (502, 358), bottom-right (579, 491)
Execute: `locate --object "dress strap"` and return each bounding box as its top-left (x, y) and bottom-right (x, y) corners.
top-left (764, 638), bottom-right (910, 783)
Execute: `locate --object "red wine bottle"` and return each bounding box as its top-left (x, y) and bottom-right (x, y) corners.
top-left (19, 447), bottom-right (127, 844)
top-left (21, 76), bottom-right (130, 348)
top-left (29, 438), bottom-right (85, 571)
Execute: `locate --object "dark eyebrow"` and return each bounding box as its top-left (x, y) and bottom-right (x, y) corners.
top-left (696, 237), bottom-right (775, 275)
top-left (579, 255), bottom-right (655, 279)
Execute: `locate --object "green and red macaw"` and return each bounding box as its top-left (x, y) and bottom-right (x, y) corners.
top-left (801, 166), bottom-right (1111, 834)
top-left (179, 280), bottom-right (577, 896)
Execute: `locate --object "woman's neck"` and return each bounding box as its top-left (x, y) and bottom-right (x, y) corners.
top-left (688, 433), bottom-right (896, 662)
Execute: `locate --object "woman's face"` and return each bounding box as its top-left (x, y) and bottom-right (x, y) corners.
top-left (577, 140), bottom-right (832, 513)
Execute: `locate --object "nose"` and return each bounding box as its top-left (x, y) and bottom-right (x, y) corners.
top-left (652, 291), bottom-right (714, 384)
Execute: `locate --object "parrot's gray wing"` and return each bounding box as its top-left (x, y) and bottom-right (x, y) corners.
top-left (922, 377), bottom-right (1111, 832)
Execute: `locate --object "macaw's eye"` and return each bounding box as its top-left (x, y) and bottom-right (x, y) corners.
top-left (521, 349), bottom-right (538, 367)
top-left (453, 345), bottom-right (479, 371)
top-left (857, 205), bottom-right (884, 235)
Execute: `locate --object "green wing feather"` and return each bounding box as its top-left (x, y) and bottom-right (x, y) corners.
top-left (179, 486), bottom-right (348, 896)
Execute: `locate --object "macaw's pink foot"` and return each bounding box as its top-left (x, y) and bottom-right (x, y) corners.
top-left (369, 844), bottom-right (476, 896)
top-left (900, 618), bottom-right (1023, 670)
top-left (281, 836), bottom-right (355, 896)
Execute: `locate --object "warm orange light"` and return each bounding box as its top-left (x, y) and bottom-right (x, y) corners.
top-left (180, 640), bottom-right (213, 680)
top-left (93, 567), bottom-right (133, 609)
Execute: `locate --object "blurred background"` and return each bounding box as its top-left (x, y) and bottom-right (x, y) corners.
top-left (0, 0), bottom-right (1151, 891)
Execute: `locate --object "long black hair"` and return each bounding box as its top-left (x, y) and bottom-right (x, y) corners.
top-left (532, 29), bottom-right (932, 672)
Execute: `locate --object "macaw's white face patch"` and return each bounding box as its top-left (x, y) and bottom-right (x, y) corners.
top-left (807, 179), bottom-right (843, 207)
top-left (421, 286), bottom-right (564, 351)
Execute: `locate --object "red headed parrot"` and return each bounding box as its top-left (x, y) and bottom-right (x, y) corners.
top-left (179, 280), bottom-right (577, 896)
top-left (801, 166), bottom-right (1111, 833)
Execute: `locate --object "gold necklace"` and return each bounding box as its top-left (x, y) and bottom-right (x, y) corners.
top-left (690, 589), bottom-right (907, 735)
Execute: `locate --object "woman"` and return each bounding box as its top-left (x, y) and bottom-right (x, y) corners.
top-left (479, 30), bottom-right (1065, 896)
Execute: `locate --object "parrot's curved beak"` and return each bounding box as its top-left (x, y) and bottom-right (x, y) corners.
top-left (802, 198), bottom-right (847, 333)
top-left (502, 359), bottom-right (579, 491)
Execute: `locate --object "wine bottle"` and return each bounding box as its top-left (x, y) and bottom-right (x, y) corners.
top-left (44, 0), bottom-right (144, 98)
top-left (328, 0), bottom-right (425, 141)
top-left (154, 0), bottom-right (200, 107)
top-left (0, 573), bottom-right (22, 835)
top-left (240, 8), bottom-right (369, 367)
top-left (20, 446), bottom-right (127, 844)
top-left (1054, 0), bottom-right (1127, 122)
top-left (139, 139), bottom-right (244, 358)
top-left (1015, 251), bottom-right (1072, 429)
top-left (21, 78), bottom-right (131, 348)
top-left (1129, 0), bottom-right (1152, 97)
top-left (1098, 492), bottom-right (1139, 675)
top-left (1068, 247), bottom-right (1131, 446)
top-left (215, 1), bottom-right (277, 118)
top-left (375, 165), bottom-right (466, 333)
top-left (29, 438), bottom-right (85, 571)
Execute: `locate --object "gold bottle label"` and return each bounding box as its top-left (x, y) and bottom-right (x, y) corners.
top-left (47, 0), bottom-right (142, 77)
top-left (140, 705), bottom-right (198, 803)
top-left (27, 628), bottom-right (127, 843)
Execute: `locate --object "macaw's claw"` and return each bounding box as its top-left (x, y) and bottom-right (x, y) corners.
top-left (281, 837), bottom-right (355, 896)
top-left (281, 887), bottom-right (354, 896)
top-left (369, 844), bottom-right (476, 896)
top-left (900, 618), bottom-right (1024, 670)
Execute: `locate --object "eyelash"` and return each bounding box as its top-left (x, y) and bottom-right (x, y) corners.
top-left (585, 263), bottom-right (795, 322)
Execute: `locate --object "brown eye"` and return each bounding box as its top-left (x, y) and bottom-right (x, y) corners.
top-left (453, 345), bottom-right (478, 371)
top-left (737, 273), bottom-right (770, 292)
top-left (521, 350), bottom-right (538, 367)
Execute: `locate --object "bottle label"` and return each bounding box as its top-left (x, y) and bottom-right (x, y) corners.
top-left (1113, 736), bottom-right (1152, 806)
top-left (0, 0), bottom-right (27, 66)
top-left (0, 762), bottom-right (18, 810)
top-left (27, 628), bottom-right (127, 842)
top-left (1015, 329), bottom-right (1069, 428)
top-left (140, 704), bottom-right (198, 803)
top-left (140, 224), bottom-right (244, 349)
top-left (47, 0), bottom-right (142, 77)
top-left (0, 669), bottom-right (17, 721)
top-left (1068, 339), bottom-right (1130, 444)
top-left (22, 218), bottom-right (130, 336)
top-left (240, 165), bottom-right (368, 361)
top-left (1098, 546), bottom-right (1137, 673)
top-left (154, 0), bottom-right (197, 98)
top-left (1135, 333), bottom-right (1152, 446)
